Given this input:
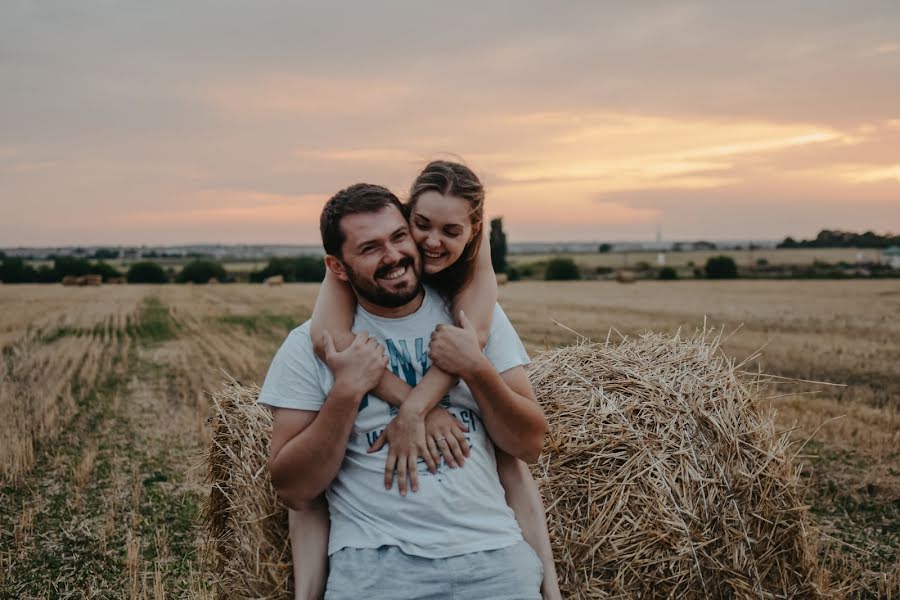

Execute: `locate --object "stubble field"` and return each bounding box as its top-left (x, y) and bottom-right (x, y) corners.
top-left (1, 280), bottom-right (897, 598)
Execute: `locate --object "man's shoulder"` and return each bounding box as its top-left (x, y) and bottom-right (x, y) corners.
top-left (274, 320), bottom-right (319, 363)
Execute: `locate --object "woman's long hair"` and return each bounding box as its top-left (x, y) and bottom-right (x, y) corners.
top-left (406, 160), bottom-right (485, 300)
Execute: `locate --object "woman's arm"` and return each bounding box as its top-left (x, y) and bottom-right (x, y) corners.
top-left (310, 269), bottom-right (357, 360)
top-left (288, 498), bottom-right (329, 600)
top-left (401, 231), bottom-right (498, 417)
top-left (309, 269), bottom-right (419, 408)
top-left (496, 451), bottom-right (561, 600)
top-left (453, 228), bottom-right (498, 347)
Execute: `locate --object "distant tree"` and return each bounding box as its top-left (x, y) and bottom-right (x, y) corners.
top-left (53, 256), bottom-right (92, 278)
top-left (489, 218), bottom-right (507, 274)
top-left (506, 266), bottom-right (521, 281)
top-left (756, 258), bottom-right (769, 266)
top-left (177, 259), bottom-right (227, 283)
top-left (127, 261), bottom-right (169, 284)
top-left (598, 243), bottom-right (612, 253)
top-left (293, 256), bottom-right (327, 282)
top-left (777, 236), bottom-right (798, 249)
top-left (705, 255), bottom-right (738, 279)
top-left (89, 261), bottom-right (123, 282)
top-left (545, 257), bottom-right (581, 281)
top-left (250, 256), bottom-right (326, 283)
top-left (92, 248), bottom-right (119, 260)
top-left (658, 267), bottom-right (678, 280)
top-left (0, 257), bottom-right (38, 283)
top-left (36, 265), bottom-right (59, 283)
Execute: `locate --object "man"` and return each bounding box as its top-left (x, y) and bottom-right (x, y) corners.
top-left (259, 183), bottom-right (547, 599)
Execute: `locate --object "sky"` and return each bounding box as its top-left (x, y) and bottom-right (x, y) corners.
top-left (1, 1), bottom-right (899, 246)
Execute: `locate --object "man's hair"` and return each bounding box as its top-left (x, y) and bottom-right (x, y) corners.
top-left (320, 183), bottom-right (405, 257)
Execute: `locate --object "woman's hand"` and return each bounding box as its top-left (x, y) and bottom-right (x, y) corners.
top-left (429, 311), bottom-right (487, 378)
top-left (367, 405), bottom-right (470, 496)
top-left (424, 406), bottom-right (469, 469)
top-left (367, 405), bottom-right (433, 496)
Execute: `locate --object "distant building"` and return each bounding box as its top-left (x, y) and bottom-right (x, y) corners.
top-left (884, 246), bottom-right (900, 269)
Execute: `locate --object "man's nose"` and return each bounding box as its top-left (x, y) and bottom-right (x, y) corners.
top-left (384, 243), bottom-right (403, 263)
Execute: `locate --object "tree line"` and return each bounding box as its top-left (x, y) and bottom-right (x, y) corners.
top-left (778, 229), bottom-right (899, 249)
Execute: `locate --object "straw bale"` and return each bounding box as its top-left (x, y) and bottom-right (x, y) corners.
top-left (530, 330), bottom-right (829, 599)
top-left (204, 379), bottom-right (292, 599)
top-left (204, 330), bottom-right (832, 599)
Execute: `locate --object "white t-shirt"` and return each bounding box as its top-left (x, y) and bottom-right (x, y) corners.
top-left (258, 286), bottom-right (531, 558)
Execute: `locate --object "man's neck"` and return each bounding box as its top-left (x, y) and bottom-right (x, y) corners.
top-left (357, 289), bottom-right (425, 319)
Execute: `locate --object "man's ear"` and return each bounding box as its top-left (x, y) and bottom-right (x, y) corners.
top-left (324, 255), bottom-right (349, 282)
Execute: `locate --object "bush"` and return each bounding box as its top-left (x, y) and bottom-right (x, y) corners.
top-left (518, 263), bottom-right (536, 278)
top-left (705, 256), bottom-right (738, 279)
top-left (756, 258), bottom-right (769, 266)
top-left (658, 267), bottom-right (678, 280)
top-left (506, 266), bottom-right (521, 281)
top-left (545, 257), bottom-right (581, 281)
top-left (177, 260), bottom-right (228, 284)
top-left (127, 261), bottom-right (169, 284)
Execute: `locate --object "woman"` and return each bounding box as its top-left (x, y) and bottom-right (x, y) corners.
top-left (294, 160), bottom-right (560, 600)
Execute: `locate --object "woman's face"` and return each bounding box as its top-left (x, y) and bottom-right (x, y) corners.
top-left (409, 190), bottom-right (474, 275)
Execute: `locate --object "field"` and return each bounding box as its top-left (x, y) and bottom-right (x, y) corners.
top-left (1, 280), bottom-right (898, 597)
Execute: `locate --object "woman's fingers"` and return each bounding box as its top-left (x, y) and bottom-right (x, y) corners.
top-left (396, 455), bottom-right (408, 497)
top-left (420, 442), bottom-right (437, 474)
top-left (426, 437), bottom-right (441, 465)
top-left (407, 455), bottom-right (419, 494)
top-left (384, 451), bottom-right (397, 491)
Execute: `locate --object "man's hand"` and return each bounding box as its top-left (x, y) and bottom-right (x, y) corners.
top-left (322, 330), bottom-right (388, 397)
top-left (429, 311), bottom-right (486, 378)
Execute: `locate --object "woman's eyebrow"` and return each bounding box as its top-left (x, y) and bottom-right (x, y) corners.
top-left (413, 213), bottom-right (430, 222)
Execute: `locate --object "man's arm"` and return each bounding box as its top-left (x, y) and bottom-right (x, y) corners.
top-left (268, 331), bottom-right (388, 507)
top-left (268, 383), bottom-right (362, 507)
top-left (464, 363), bottom-right (545, 463)
top-left (429, 311), bottom-right (546, 463)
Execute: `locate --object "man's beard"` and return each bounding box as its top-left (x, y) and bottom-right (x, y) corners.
top-left (344, 256), bottom-right (423, 309)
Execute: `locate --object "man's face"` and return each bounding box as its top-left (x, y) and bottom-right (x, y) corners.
top-left (333, 205), bottom-right (423, 308)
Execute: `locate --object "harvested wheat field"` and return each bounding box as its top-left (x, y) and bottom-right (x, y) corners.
top-left (1, 280), bottom-right (897, 598)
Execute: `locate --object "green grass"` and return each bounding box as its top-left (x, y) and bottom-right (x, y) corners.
top-left (130, 297), bottom-right (176, 344)
top-left (218, 312), bottom-right (297, 334)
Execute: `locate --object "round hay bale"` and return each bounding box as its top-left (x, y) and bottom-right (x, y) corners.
top-left (203, 331), bottom-right (833, 599)
top-left (615, 269), bottom-right (636, 283)
top-left (530, 330), bottom-right (829, 599)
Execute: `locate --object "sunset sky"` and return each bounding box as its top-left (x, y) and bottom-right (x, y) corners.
top-left (1, 1), bottom-right (898, 246)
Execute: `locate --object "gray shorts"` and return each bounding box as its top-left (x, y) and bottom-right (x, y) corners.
top-left (324, 540), bottom-right (544, 600)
